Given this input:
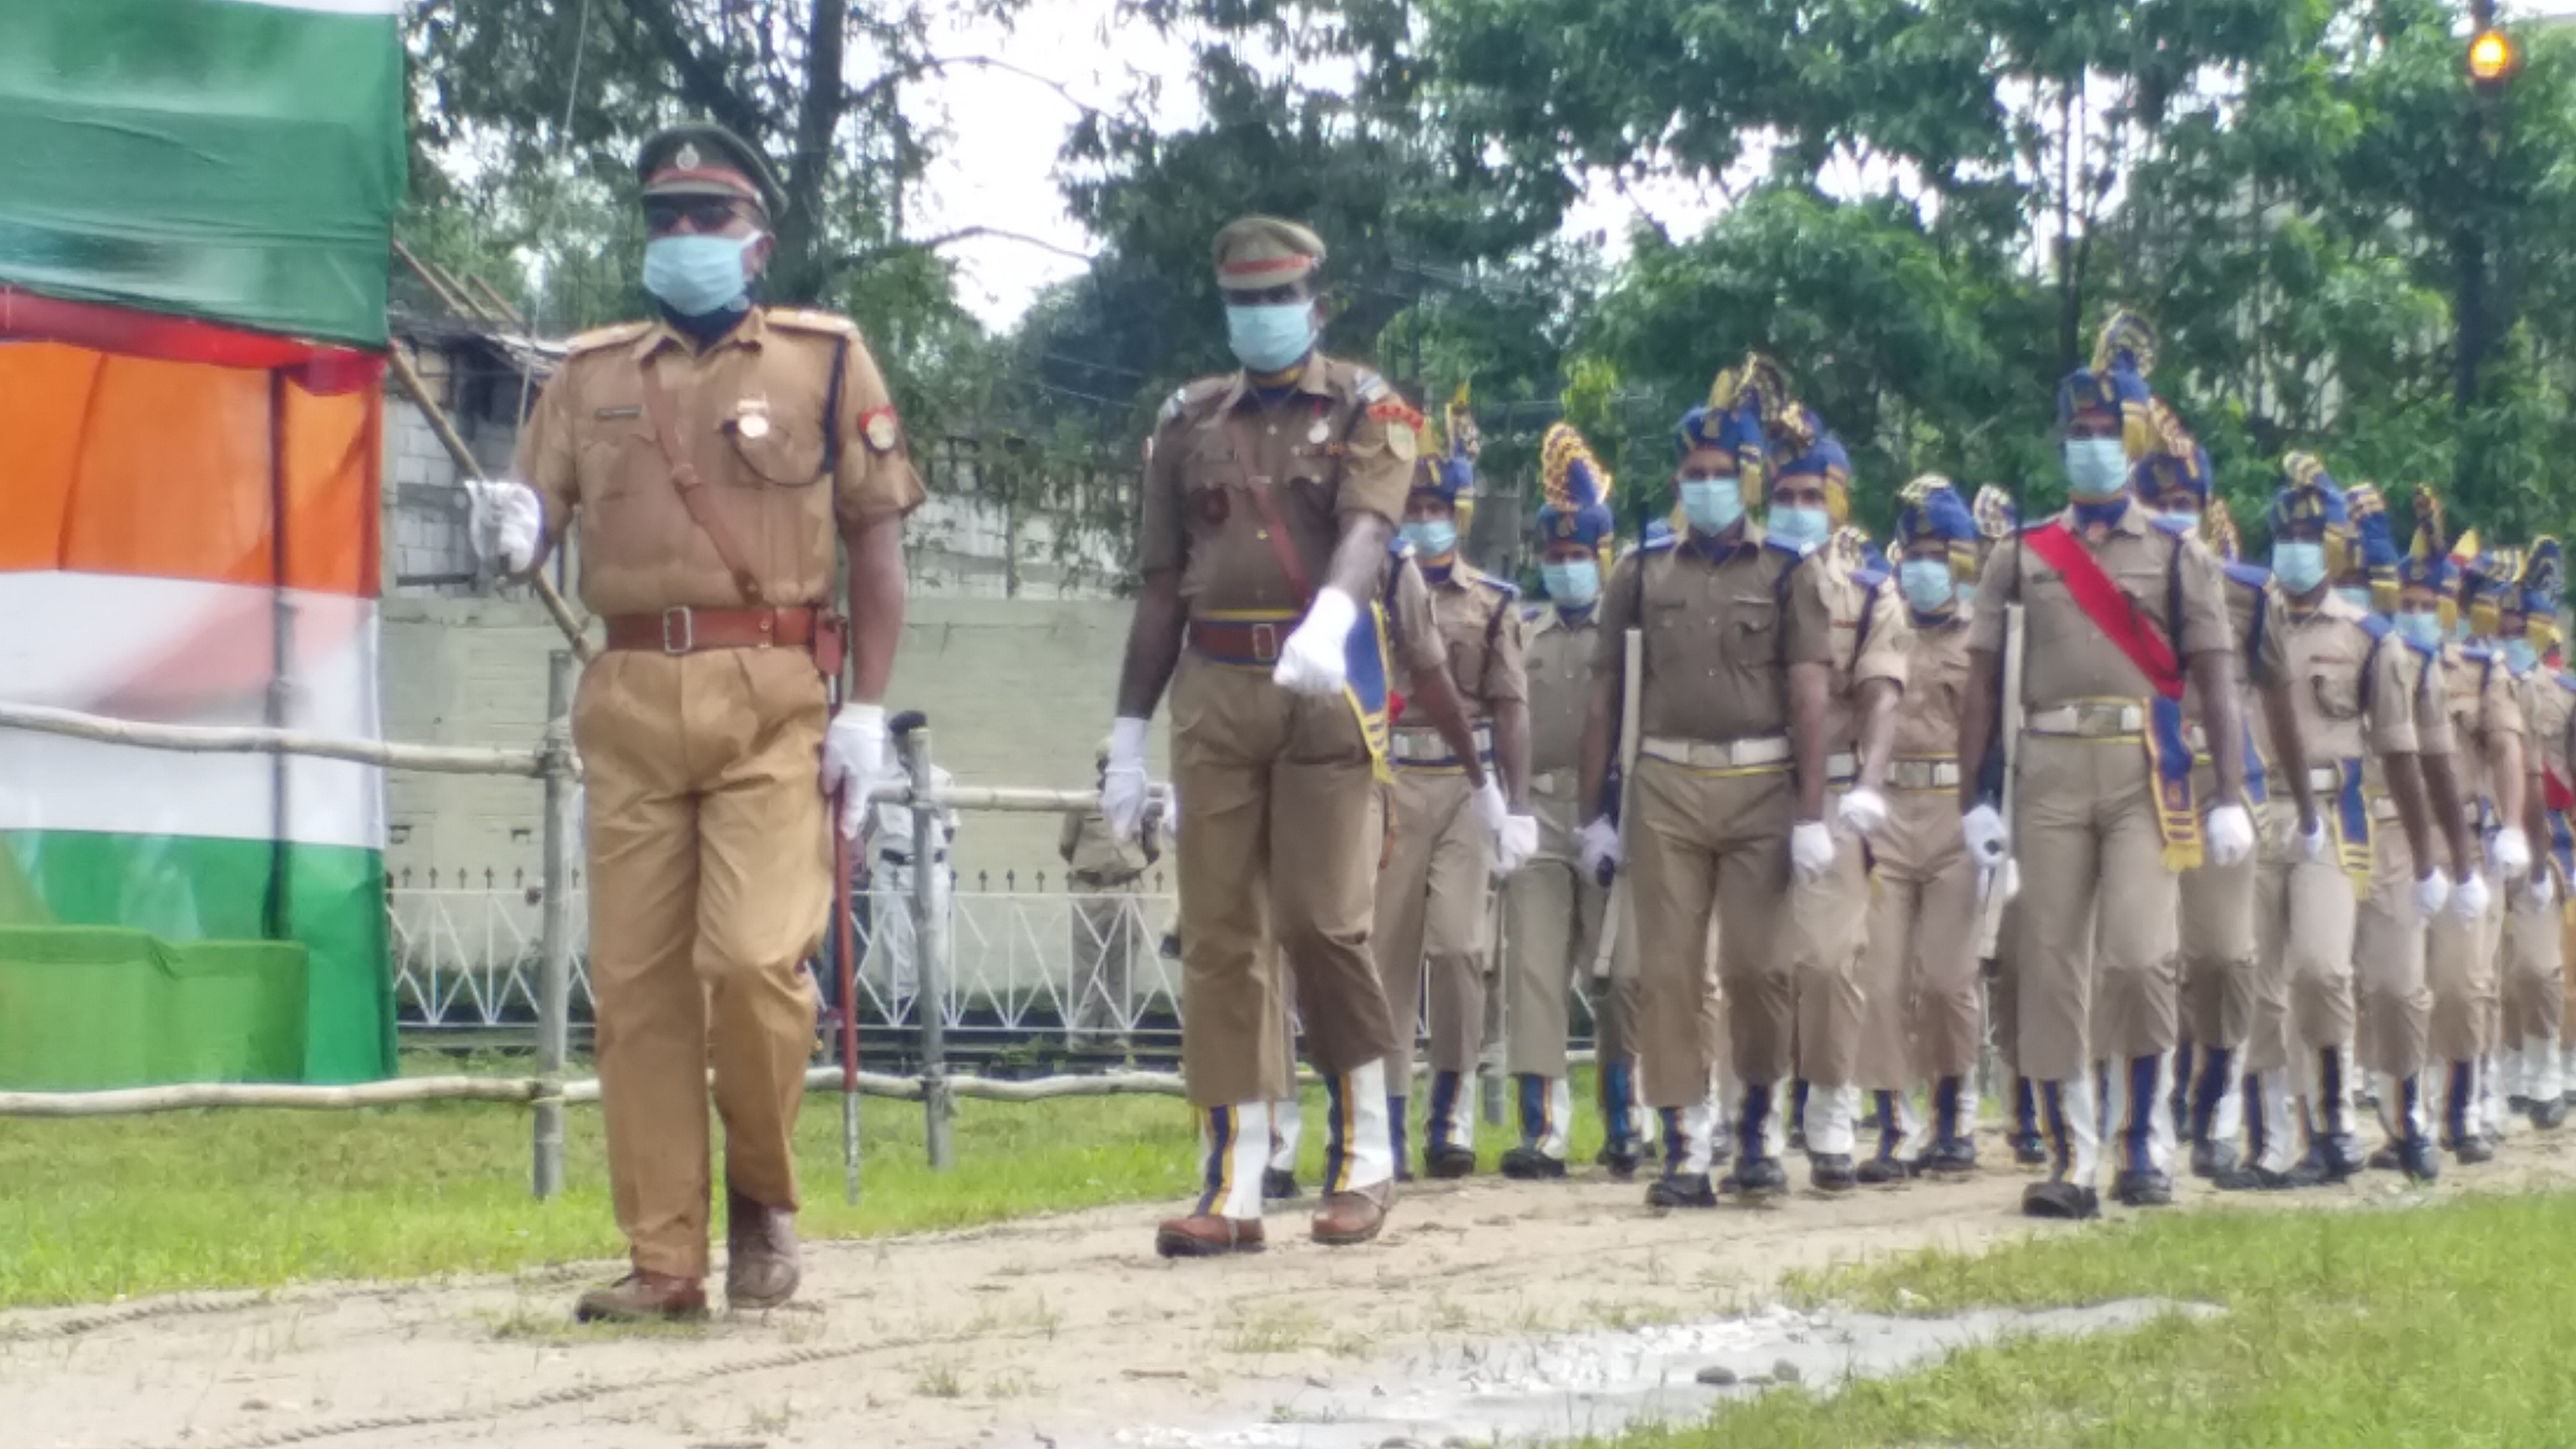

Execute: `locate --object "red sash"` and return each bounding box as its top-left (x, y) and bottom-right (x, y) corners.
top-left (2023, 520), bottom-right (2184, 699)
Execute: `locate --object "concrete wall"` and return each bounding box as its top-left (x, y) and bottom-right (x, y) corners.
top-left (381, 595), bottom-right (1163, 891)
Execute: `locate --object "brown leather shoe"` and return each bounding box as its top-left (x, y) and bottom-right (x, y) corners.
top-left (725, 1188), bottom-right (802, 1310)
top-left (573, 1271), bottom-right (708, 1324)
top-left (1310, 1180), bottom-right (1394, 1246)
top-left (1154, 1213), bottom-right (1266, 1258)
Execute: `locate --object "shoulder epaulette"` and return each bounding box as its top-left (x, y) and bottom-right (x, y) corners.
top-left (2223, 561), bottom-right (2272, 592)
top-left (2554, 671), bottom-right (2576, 695)
top-left (1351, 367), bottom-right (1392, 405)
top-left (1465, 567), bottom-right (1519, 602)
top-left (564, 320), bottom-right (652, 355)
top-left (2462, 642), bottom-right (2497, 664)
top-left (2358, 613), bottom-right (2394, 642)
top-left (1522, 603), bottom-right (1548, 624)
top-left (763, 307), bottom-right (860, 337)
top-left (1765, 538), bottom-right (1817, 562)
top-left (1639, 532), bottom-right (1678, 554)
top-left (1854, 565), bottom-right (1891, 592)
top-left (1387, 535), bottom-right (1415, 562)
top-left (1157, 376), bottom-right (1232, 428)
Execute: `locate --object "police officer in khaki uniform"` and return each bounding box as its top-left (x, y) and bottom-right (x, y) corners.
top-left (1061, 742), bottom-right (1162, 1048)
top-left (2497, 543), bottom-right (2571, 1129)
top-left (2428, 525), bottom-right (2531, 1162)
top-left (1755, 390), bottom-right (1911, 1193)
top-left (1100, 217), bottom-right (1484, 1256)
top-left (469, 124), bottom-right (925, 1320)
top-left (1958, 314), bottom-right (2254, 1220)
top-left (2213, 460), bottom-right (2441, 1189)
top-left (1579, 363), bottom-right (1838, 1207)
top-left (1500, 424), bottom-right (1647, 1180)
top-left (1853, 477), bottom-right (1985, 1182)
top-left (1378, 397), bottom-right (1533, 1179)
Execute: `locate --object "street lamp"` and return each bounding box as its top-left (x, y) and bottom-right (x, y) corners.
top-left (2469, 27), bottom-right (2519, 96)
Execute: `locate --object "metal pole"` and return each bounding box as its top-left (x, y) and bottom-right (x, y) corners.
top-left (1480, 884), bottom-right (1508, 1127)
top-left (532, 650), bottom-right (575, 1200)
top-left (835, 790), bottom-right (863, 1204)
top-left (910, 728), bottom-right (955, 1169)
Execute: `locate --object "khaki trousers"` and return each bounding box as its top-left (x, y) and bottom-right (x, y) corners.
top-left (1373, 765), bottom-right (1495, 1087)
top-left (2179, 813), bottom-right (2261, 1060)
top-left (2011, 735), bottom-right (2180, 1083)
top-left (2250, 804), bottom-right (2360, 1073)
top-left (1631, 757), bottom-right (1793, 1104)
top-left (1503, 780), bottom-right (1637, 1078)
top-left (2427, 846), bottom-right (2502, 1065)
top-left (1171, 656), bottom-right (1396, 1106)
top-left (1858, 788), bottom-right (1980, 1089)
top-left (578, 649), bottom-right (829, 1280)
top-left (1791, 820), bottom-right (1871, 1089)
top-left (2501, 892), bottom-right (2564, 1052)
top-left (1069, 881), bottom-right (1142, 1035)
top-left (2355, 810), bottom-right (2431, 1079)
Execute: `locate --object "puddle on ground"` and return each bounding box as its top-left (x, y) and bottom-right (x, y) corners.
top-left (1059, 1298), bottom-right (2214, 1448)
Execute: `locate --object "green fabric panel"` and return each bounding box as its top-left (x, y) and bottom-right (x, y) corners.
top-left (0, 926), bottom-right (308, 1089)
top-left (0, 0), bottom-right (403, 347)
top-left (0, 832), bottom-right (392, 1083)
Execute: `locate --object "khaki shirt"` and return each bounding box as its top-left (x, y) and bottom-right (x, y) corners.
top-left (2518, 666), bottom-right (2576, 795)
top-left (2440, 643), bottom-right (2526, 809)
top-left (1384, 553), bottom-right (1450, 681)
top-left (1523, 606), bottom-right (1597, 776)
top-left (2187, 571), bottom-right (2289, 723)
top-left (1594, 525), bottom-right (1834, 744)
top-left (1415, 564), bottom-right (1527, 719)
top-left (1891, 609), bottom-right (1973, 765)
top-left (518, 307), bottom-right (926, 618)
top-left (1138, 354), bottom-right (1412, 615)
top-left (1820, 564), bottom-right (1912, 754)
top-left (1969, 504), bottom-right (2234, 710)
top-left (1060, 808), bottom-right (1154, 880)
top-left (2267, 598), bottom-right (2432, 802)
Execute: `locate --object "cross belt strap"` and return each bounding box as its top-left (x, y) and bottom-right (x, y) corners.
top-left (2023, 520), bottom-right (2184, 698)
top-left (641, 357), bottom-right (768, 608)
top-left (1227, 416), bottom-right (1319, 608)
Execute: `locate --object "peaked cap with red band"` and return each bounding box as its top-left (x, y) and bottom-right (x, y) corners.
top-left (637, 122), bottom-right (785, 219)
top-left (1212, 215), bottom-right (1326, 292)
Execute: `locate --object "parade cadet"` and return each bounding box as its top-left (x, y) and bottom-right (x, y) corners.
top-left (2131, 427), bottom-right (2317, 1184)
top-left (1579, 362), bottom-right (1836, 1208)
top-left (1376, 394), bottom-right (1536, 1180)
top-left (468, 124), bottom-right (924, 1320)
top-left (1756, 381), bottom-right (1912, 1194)
top-left (2498, 542), bottom-right (2572, 1130)
top-left (1102, 216), bottom-right (1490, 1257)
top-left (1853, 477), bottom-right (1984, 1182)
top-left (1956, 313), bottom-right (2256, 1220)
top-left (1500, 423), bottom-right (1650, 1180)
top-left (2343, 484), bottom-right (2473, 1179)
top-left (1061, 738), bottom-right (1160, 1050)
top-left (2213, 460), bottom-right (2442, 1190)
top-left (2428, 520), bottom-right (2531, 1163)
top-left (1967, 484), bottom-right (2051, 1170)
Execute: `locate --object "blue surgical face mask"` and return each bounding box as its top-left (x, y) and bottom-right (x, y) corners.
top-left (1401, 519), bottom-right (1457, 558)
top-left (2397, 609), bottom-right (2445, 652)
top-left (2063, 438), bottom-right (2131, 500)
top-left (1678, 476), bottom-right (1745, 535)
top-left (1898, 557), bottom-right (1956, 613)
top-left (642, 233), bottom-right (759, 317)
top-left (1768, 504), bottom-right (1830, 553)
top-left (1224, 301), bottom-right (1316, 374)
top-left (1542, 558), bottom-right (1600, 608)
top-left (2272, 541), bottom-right (2328, 594)
top-left (2336, 586), bottom-right (2376, 615)
top-left (2507, 638), bottom-right (2540, 674)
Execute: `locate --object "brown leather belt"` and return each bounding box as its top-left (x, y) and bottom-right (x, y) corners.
top-left (1188, 616), bottom-right (1295, 665)
top-left (604, 605), bottom-right (820, 655)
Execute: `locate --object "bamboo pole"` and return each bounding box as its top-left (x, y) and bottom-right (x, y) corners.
top-left (0, 702), bottom-right (546, 775)
top-left (383, 345), bottom-right (596, 662)
top-left (390, 238), bottom-right (473, 318)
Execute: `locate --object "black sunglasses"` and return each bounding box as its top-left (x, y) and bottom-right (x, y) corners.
top-left (643, 197), bottom-right (754, 233)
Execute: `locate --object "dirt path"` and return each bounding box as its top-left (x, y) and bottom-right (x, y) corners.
top-left (13, 1125), bottom-right (2576, 1449)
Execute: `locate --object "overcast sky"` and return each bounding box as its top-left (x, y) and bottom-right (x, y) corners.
top-left (909, 0), bottom-right (2576, 330)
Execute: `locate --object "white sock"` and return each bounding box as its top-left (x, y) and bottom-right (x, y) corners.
top-left (1268, 1096), bottom-right (1303, 1173)
top-left (1805, 1083), bottom-right (1860, 1156)
top-left (1535, 1076), bottom-right (1573, 1160)
top-left (1327, 1060), bottom-right (1396, 1194)
top-left (1194, 1100), bottom-right (1272, 1220)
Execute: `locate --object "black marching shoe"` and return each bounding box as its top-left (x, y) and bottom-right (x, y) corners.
top-left (2530, 1097), bottom-right (2569, 1131)
top-left (2189, 1139), bottom-right (2239, 1181)
top-left (1597, 1140), bottom-right (1646, 1182)
top-left (1913, 1136), bottom-right (1979, 1179)
top-left (1424, 1143), bottom-right (1478, 1180)
top-left (1808, 1153), bottom-right (1858, 1194)
top-left (1499, 1144), bottom-right (1568, 1181)
top-left (1262, 1168), bottom-right (1301, 1202)
top-left (2112, 1168), bottom-right (2176, 1208)
top-left (1857, 1145), bottom-right (1914, 1186)
top-left (2021, 1180), bottom-right (2102, 1220)
top-left (2213, 1162), bottom-right (2298, 1192)
top-left (2445, 1134), bottom-right (2495, 1166)
top-left (2011, 1130), bottom-right (2050, 1168)
top-left (2366, 1139), bottom-right (2406, 1173)
top-left (2399, 1135), bottom-right (2443, 1183)
top-left (1722, 1156), bottom-right (1791, 1201)
top-left (1645, 1171), bottom-right (1718, 1210)
top-left (2302, 1134), bottom-right (2370, 1185)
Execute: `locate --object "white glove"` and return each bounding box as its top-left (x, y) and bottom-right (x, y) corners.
top-left (1962, 804), bottom-right (2009, 871)
top-left (2453, 870), bottom-right (2492, 921)
top-left (2414, 867), bottom-right (2452, 921)
top-left (1836, 787), bottom-right (1889, 839)
top-left (2299, 815), bottom-right (2329, 863)
top-left (463, 478), bottom-right (543, 575)
top-left (1791, 818), bottom-right (1837, 884)
top-left (1272, 587), bottom-right (1359, 697)
top-left (1100, 716), bottom-right (1152, 841)
top-left (1494, 815), bottom-right (1540, 877)
top-left (2527, 871), bottom-right (2556, 913)
top-left (2491, 826), bottom-right (2533, 883)
top-left (2206, 802), bottom-right (2256, 868)
top-left (1473, 776), bottom-right (1510, 839)
top-left (1579, 817), bottom-right (1622, 882)
top-left (820, 703), bottom-right (887, 842)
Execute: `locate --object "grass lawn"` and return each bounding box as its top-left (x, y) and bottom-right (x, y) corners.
top-left (1583, 1190), bottom-right (2576, 1447)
